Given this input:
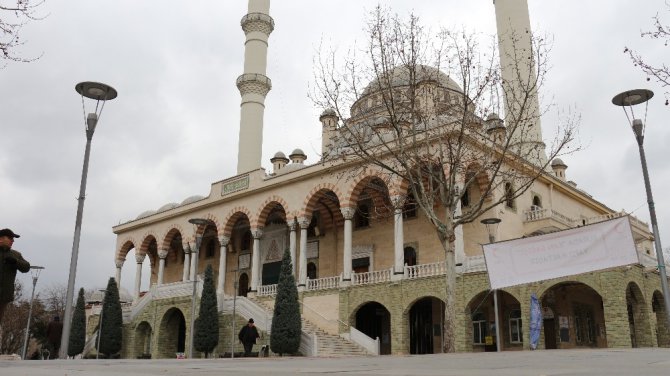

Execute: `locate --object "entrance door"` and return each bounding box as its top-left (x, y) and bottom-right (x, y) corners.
top-left (262, 261), bottom-right (282, 285)
top-left (409, 299), bottom-right (433, 354)
top-left (544, 319), bottom-right (557, 349)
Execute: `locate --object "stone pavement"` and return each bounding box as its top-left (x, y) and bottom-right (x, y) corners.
top-left (1, 348), bottom-right (670, 376)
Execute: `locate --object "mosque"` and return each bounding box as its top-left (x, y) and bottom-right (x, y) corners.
top-left (109, 0), bottom-right (669, 358)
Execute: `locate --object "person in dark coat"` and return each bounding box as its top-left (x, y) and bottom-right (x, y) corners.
top-left (46, 316), bottom-right (63, 357)
top-left (238, 318), bottom-right (260, 356)
top-left (0, 228), bottom-right (31, 323)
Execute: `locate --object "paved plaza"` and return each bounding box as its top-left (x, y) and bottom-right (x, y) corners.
top-left (1, 349), bottom-right (670, 376)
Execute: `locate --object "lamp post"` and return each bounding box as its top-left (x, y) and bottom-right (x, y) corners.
top-left (612, 89), bottom-right (670, 329)
top-left (230, 267), bottom-right (240, 358)
top-left (95, 289), bottom-right (107, 359)
top-left (60, 82), bottom-right (118, 359)
top-left (21, 266), bottom-right (44, 360)
top-left (481, 217), bottom-right (502, 352)
top-left (187, 218), bottom-right (215, 358)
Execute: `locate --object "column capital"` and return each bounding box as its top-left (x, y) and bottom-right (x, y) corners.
top-left (182, 242), bottom-right (192, 254)
top-left (115, 259), bottom-right (125, 268)
top-left (390, 195), bottom-right (405, 209)
top-left (297, 216), bottom-right (311, 229)
top-left (158, 249), bottom-right (169, 259)
top-left (219, 235), bottom-right (230, 246)
top-left (288, 220), bottom-right (298, 231)
top-left (340, 207), bottom-right (356, 220)
top-left (135, 253), bottom-right (146, 264)
top-left (252, 228), bottom-right (264, 239)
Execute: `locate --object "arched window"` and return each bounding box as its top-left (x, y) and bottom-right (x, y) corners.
top-left (241, 230), bottom-right (252, 252)
top-left (532, 195), bottom-right (542, 209)
top-left (307, 262), bottom-right (317, 280)
top-left (404, 247), bottom-right (417, 267)
top-left (461, 188), bottom-right (470, 207)
top-left (403, 194), bottom-right (417, 219)
top-left (504, 182), bottom-right (515, 209)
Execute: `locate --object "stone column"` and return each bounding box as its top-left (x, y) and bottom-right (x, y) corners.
top-left (250, 228), bottom-right (263, 292)
top-left (288, 220), bottom-right (297, 276)
top-left (115, 259), bottom-right (124, 288)
top-left (182, 244), bottom-right (191, 282)
top-left (297, 216), bottom-right (310, 287)
top-left (454, 188), bottom-right (465, 265)
top-left (134, 253), bottom-right (146, 300)
top-left (157, 249), bottom-right (168, 286)
top-left (341, 207), bottom-right (355, 282)
top-left (189, 241), bottom-right (198, 281)
top-left (391, 195), bottom-right (405, 276)
top-left (217, 236), bottom-right (230, 296)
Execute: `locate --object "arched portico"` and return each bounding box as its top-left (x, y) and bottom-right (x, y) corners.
top-left (465, 290), bottom-right (522, 352)
top-left (134, 321), bottom-right (152, 358)
top-left (626, 282), bottom-right (652, 347)
top-left (407, 296), bottom-right (445, 354)
top-left (353, 301), bottom-right (392, 355)
top-left (157, 308), bottom-right (186, 359)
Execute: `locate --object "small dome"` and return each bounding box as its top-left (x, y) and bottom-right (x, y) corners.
top-left (271, 151), bottom-right (288, 161)
top-left (551, 158), bottom-right (567, 167)
top-left (157, 202), bottom-right (179, 212)
top-left (86, 287), bottom-right (133, 304)
top-left (181, 195), bottom-right (205, 205)
top-left (320, 108), bottom-right (337, 119)
top-left (486, 113), bottom-right (501, 122)
top-left (136, 209), bottom-right (157, 219)
top-left (290, 148), bottom-right (306, 157)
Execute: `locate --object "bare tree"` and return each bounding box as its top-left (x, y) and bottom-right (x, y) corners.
top-left (625, 2), bottom-right (670, 104)
top-left (40, 283), bottom-right (67, 319)
top-left (0, 0), bottom-right (45, 65)
top-left (312, 7), bottom-right (577, 352)
top-left (0, 282), bottom-right (49, 356)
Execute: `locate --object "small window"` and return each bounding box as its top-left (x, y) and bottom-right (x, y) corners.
top-left (532, 195), bottom-right (542, 209)
top-left (404, 247), bottom-right (417, 267)
top-left (403, 194), bottom-right (417, 219)
top-left (205, 238), bottom-right (216, 258)
top-left (473, 312), bottom-right (487, 345)
top-left (241, 230), bottom-right (252, 252)
top-left (307, 262), bottom-right (317, 280)
top-left (354, 202), bottom-right (370, 229)
top-left (461, 189), bottom-right (470, 207)
top-left (509, 309), bottom-right (522, 343)
top-left (505, 182), bottom-right (515, 209)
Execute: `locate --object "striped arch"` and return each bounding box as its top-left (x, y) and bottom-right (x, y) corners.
top-left (160, 224), bottom-right (186, 250)
top-left (116, 238), bottom-right (136, 262)
top-left (343, 174), bottom-right (393, 219)
top-left (301, 182), bottom-right (343, 218)
top-left (201, 213), bottom-right (222, 236)
top-left (222, 207), bottom-right (253, 237)
top-left (138, 231), bottom-right (159, 254)
top-left (253, 195), bottom-right (289, 228)
top-left (342, 171), bottom-right (393, 208)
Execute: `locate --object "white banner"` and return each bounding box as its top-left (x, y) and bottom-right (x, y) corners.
top-left (483, 216), bottom-right (639, 289)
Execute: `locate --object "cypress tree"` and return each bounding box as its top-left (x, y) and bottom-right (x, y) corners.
top-left (270, 249), bottom-right (301, 355)
top-left (98, 277), bottom-right (123, 357)
top-left (67, 288), bottom-right (86, 357)
top-left (194, 264), bottom-right (219, 358)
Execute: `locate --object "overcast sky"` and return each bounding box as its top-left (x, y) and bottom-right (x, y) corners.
top-left (2, 0), bottom-right (669, 298)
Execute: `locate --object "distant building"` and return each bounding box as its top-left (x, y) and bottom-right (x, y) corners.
top-left (112, 0), bottom-right (669, 358)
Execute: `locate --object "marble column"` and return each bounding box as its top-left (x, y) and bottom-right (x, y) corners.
top-left (454, 188), bottom-right (465, 265)
top-left (115, 259), bottom-right (124, 288)
top-left (250, 228), bottom-right (263, 292)
top-left (297, 216), bottom-right (310, 287)
top-left (341, 207), bottom-right (355, 282)
top-left (217, 236), bottom-right (230, 296)
top-left (134, 253), bottom-right (146, 300)
top-left (392, 195), bottom-right (405, 275)
top-left (288, 220), bottom-right (297, 276)
top-left (157, 249), bottom-right (168, 286)
top-left (182, 244), bottom-right (191, 282)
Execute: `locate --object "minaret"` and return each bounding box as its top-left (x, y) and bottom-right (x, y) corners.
top-left (236, 0), bottom-right (274, 174)
top-left (493, 0), bottom-right (547, 167)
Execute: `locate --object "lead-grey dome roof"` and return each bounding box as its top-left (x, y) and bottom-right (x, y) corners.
top-left (181, 195), bottom-right (205, 205)
top-left (136, 209), bottom-right (157, 219)
top-left (362, 64), bottom-right (462, 95)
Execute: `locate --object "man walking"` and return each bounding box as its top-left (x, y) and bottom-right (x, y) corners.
top-left (238, 318), bottom-right (260, 357)
top-left (0, 228), bottom-right (31, 323)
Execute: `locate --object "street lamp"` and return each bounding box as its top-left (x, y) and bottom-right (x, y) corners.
top-left (21, 266), bottom-right (44, 360)
top-left (187, 218), bottom-right (215, 358)
top-left (612, 89), bottom-right (670, 329)
top-left (481, 217), bottom-right (501, 352)
top-left (60, 82), bottom-right (117, 359)
top-left (95, 289), bottom-right (107, 359)
top-left (229, 267), bottom-right (240, 358)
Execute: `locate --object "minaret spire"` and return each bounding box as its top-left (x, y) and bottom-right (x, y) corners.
top-left (236, 0), bottom-right (274, 174)
top-left (493, 0), bottom-right (547, 167)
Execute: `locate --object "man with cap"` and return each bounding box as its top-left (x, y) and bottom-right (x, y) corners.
top-left (0, 228), bottom-right (31, 323)
top-left (238, 318), bottom-right (260, 356)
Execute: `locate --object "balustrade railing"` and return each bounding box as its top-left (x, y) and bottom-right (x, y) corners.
top-left (257, 284), bottom-right (277, 296)
top-left (306, 274), bottom-right (341, 291)
top-left (352, 268), bottom-right (392, 285)
top-left (405, 261), bottom-right (446, 279)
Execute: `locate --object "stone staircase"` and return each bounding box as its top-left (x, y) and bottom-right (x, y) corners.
top-left (247, 296), bottom-right (372, 357)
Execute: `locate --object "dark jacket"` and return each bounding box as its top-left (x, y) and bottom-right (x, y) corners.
top-left (0, 247), bottom-right (31, 303)
top-left (238, 324), bottom-right (260, 344)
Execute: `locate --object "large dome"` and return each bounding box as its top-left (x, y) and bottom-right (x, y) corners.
top-left (362, 64), bottom-right (462, 95)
